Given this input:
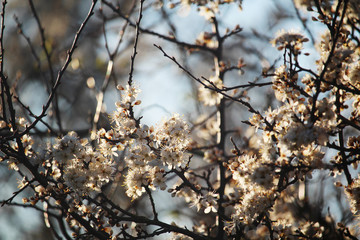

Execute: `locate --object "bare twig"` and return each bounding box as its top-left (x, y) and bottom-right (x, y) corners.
top-left (14, 0), bottom-right (98, 139)
top-left (14, 95), bottom-right (57, 135)
top-left (291, 0), bottom-right (315, 44)
top-left (28, 0), bottom-right (63, 133)
top-left (0, 0), bottom-right (7, 121)
top-left (101, 0), bottom-right (217, 54)
top-left (145, 186), bottom-right (158, 220)
top-left (128, 0), bottom-right (144, 86)
top-left (1, 178), bottom-right (33, 207)
top-left (92, 2), bottom-right (134, 131)
top-left (154, 44), bottom-right (273, 129)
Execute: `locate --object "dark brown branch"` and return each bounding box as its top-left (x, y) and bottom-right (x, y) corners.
top-left (0, 0), bottom-right (7, 121)
top-left (145, 186), bottom-right (158, 220)
top-left (128, 0), bottom-right (144, 87)
top-left (91, 194), bottom-right (211, 240)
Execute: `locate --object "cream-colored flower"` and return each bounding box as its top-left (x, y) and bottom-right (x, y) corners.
top-left (198, 76), bottom-right (223, 106)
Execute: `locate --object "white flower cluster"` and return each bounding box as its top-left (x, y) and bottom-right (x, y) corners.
top-left (272, 30), bottom-right (309, 54)
top-left (198, 76), bottom-right (223, 106)
top-left (272, 65), bottom-right (300, 102)
top-left (51, 131), bottom-right (113, 195)
top-left (195, 32), bottom-right (218, 48)
top-left (227, 154), bottom-right (274, 189)
top-left (93, 83), bottom-right (190, 199)
top-left (193, 191), bottom-right (219, 214)
top-left (5, 117), bottom-right (36, 171)
top-left (155, 114), bottom-right (190, 167)
top-left (317, 32), bottom-right (356, 91)
top-left (193, 114), bottom-right (219, 144)
top-left (225, 152), bottom-right (277, 226)
top-left (345, 177), bottom-right (360, 215)
top-left (170, 0), bottom-right (242, 20)
top-left (232, 186), bottom-right (278, 224)
top-left (260, 104), bottom-right (329, 173)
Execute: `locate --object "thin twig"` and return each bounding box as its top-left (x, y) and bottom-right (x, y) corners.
top-left (291, 0), bottom-right (315, 44)
top-left (14, 95), bottom-right (57, 135)
top-left (0, 0), bottom-right (4, 73)
top-left (28, 0), bottom-right (63, 133)
top-left (92, 3), bottom-right (133, 131)
top-left (1, 178), bottom-right (33, 207)
top-left (128, 0), bottom-right (144, 86)
top-left (154, 44), bottom-right (274, 130)
top-left (0, 0), bottom-right (7, 121)
top-left (101, 0), bottom-right (216, 54)
top-left (145, 186), bottom-right (158, 220)
top-left (14, 0), bottom-right (98, 139)
top-left (93, 194), bottom-right (210, 240)
top-left (13, 15), bottom-right (43, 73)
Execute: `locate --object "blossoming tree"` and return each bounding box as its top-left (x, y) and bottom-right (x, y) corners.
top-left (1, 0), bottom-right (360, 239)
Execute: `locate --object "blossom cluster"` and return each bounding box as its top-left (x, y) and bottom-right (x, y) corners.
top-left (94, 83), bottom-right (190, 199)
top-left (250, 100), bottom-right (331, 173)
top-left (227, 154), bottom-right (274, 189)
top-left (238, 27), bottom-right (359, 237)
top-left (345, 177), bottom-right (360, 215)
top-left (198, 76), bottom-right (223, 106)
top-left (272, 30), bottom-right (309, 54)
top-left (51, 131), bottom-right (114, 196)
top-left (169, 0), bottom-right (243, 19)
top-left (224, 153), bottom-right (277, 226)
